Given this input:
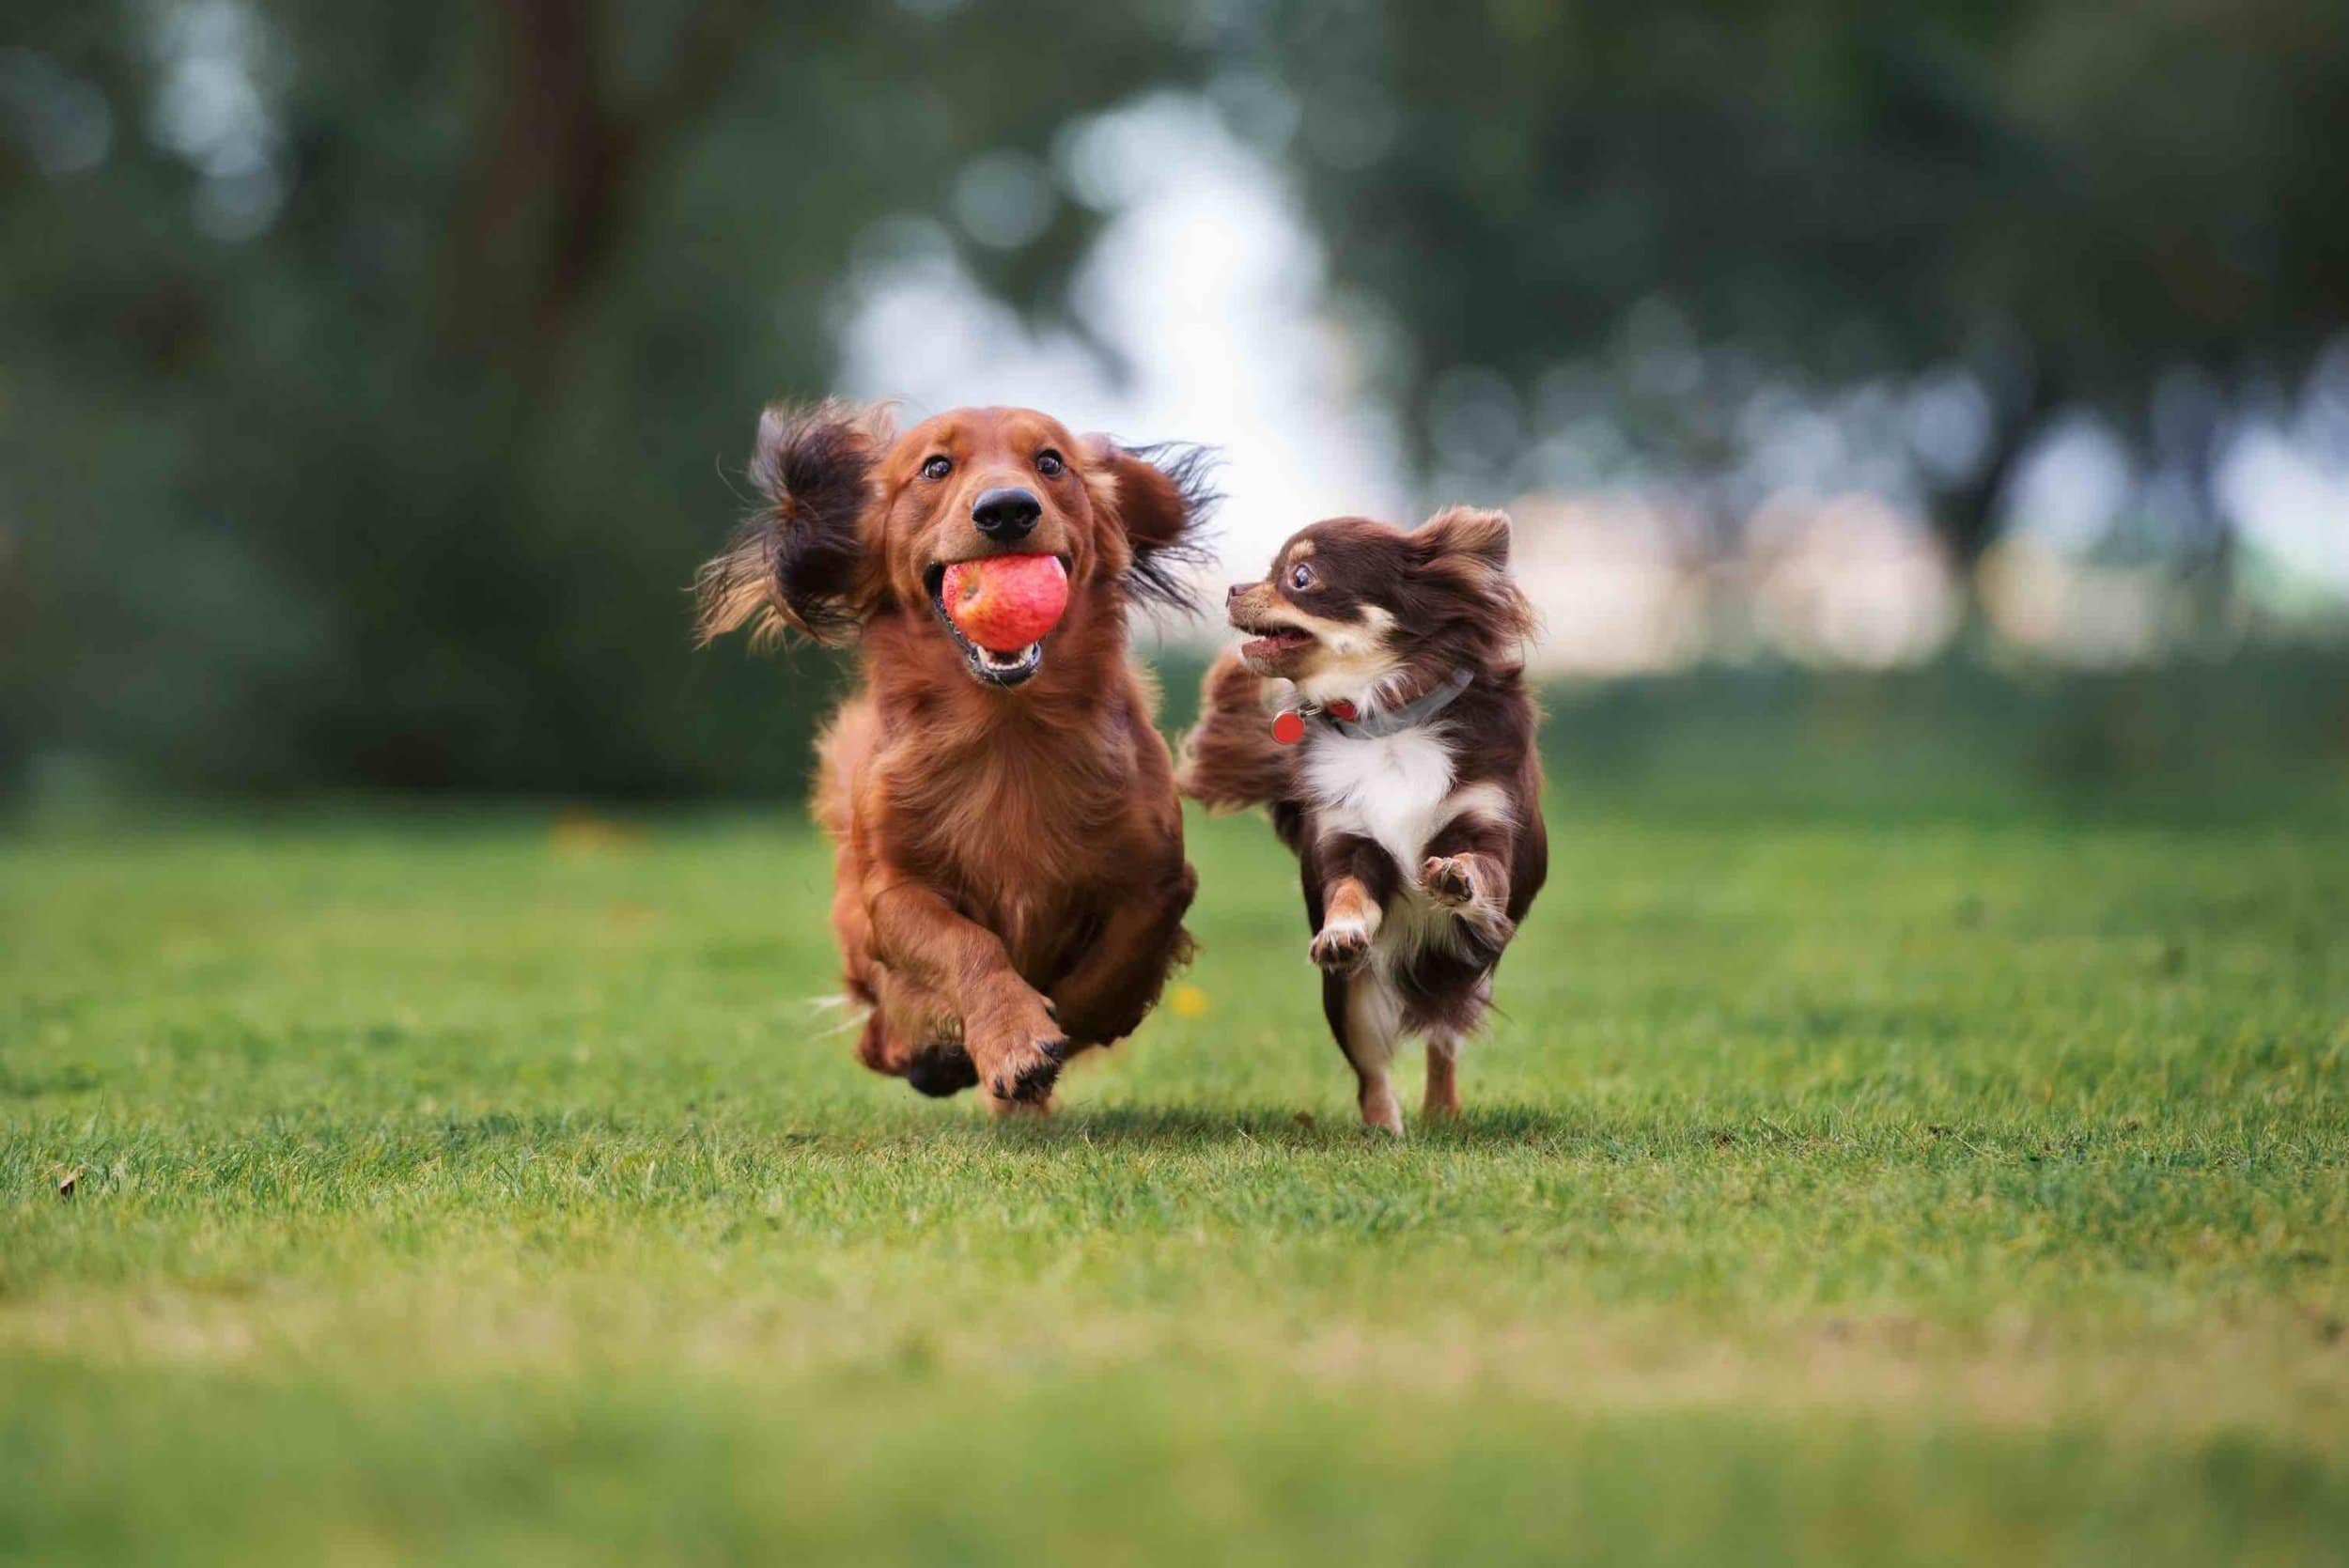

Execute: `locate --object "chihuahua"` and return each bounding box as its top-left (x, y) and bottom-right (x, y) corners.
top-left (1178, 508), bottom-right (1547, 1132)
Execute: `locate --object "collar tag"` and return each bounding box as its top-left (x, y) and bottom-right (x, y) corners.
top-left (1270, 709), bottom-right (1306, 746)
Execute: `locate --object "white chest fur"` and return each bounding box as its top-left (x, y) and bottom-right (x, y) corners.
top-left (1301, 724), bottom-right (1457, 871)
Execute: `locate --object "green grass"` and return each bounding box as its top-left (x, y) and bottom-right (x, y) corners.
top-left (3, 800), bottom-right (2346, 1564)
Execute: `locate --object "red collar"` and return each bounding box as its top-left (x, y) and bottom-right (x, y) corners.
top-left (1270, 669), bottom-right (1472, 746)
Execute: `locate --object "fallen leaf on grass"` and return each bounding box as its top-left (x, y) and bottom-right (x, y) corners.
top-left (551, 810), bottom-right (642, 859)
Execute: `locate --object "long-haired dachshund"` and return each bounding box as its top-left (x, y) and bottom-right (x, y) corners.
top-left (1179, 508), bottom-right (1546, 1133)
top-left (698, 402), bottom-right (1216, 1112)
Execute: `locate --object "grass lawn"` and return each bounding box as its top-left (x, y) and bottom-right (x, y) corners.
top-left (3, 800), bottom-right (2345, 1564)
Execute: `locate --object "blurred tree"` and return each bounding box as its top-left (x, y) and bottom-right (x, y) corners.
top-left (1234, 0), bottom-right (2349, 609)
top-left (8, 0), bottom-right (2342, 797)
top-left (1, 0), bottom-right (1206, 794)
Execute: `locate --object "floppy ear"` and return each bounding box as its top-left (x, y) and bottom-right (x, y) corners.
top-left (1081, 437), bottom-right (1221, 613)
top-left (695, 400), bottom-right (894, 648)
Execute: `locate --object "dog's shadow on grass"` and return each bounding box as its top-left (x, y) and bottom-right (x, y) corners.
top-left (996, 1102), bottom-right (1603, 1153)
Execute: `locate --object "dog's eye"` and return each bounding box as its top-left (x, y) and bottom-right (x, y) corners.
top-left (1035, 449), bottom-right (1065, 478)
top-left (921, 455), bottom-right (952, 481)
top-left (1289, 563), bottom-right (1315, 590)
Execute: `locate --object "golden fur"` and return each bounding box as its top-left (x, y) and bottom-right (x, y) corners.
top-left (701, 403), bottom-right (1214, 1110)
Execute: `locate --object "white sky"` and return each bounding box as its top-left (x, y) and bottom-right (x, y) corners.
top-left (839, 99), bottom-right (1407, 604)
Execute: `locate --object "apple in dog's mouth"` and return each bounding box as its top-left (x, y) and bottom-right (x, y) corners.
top-left (925, 554), bottom-right (1070, 689)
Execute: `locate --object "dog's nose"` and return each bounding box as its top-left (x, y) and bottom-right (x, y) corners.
top-left (971, 487), bottom-right (1042, 540)
top-left (1226, 582), bottom-right (1248, 604)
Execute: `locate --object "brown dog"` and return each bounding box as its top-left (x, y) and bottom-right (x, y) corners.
top-left (698, 402), bottom-right (1215, 1111)
top-left (1179, 509), bottom-right (1546, 1132)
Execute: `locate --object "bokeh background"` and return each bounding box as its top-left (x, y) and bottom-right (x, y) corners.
top-left (7, 12), bottom-right (2349, 1560)
top-left (6, 0), bottom-right (2347, 814)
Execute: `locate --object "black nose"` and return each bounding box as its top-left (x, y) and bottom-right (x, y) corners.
top-left (972, 487), bottom-right (1041, 540)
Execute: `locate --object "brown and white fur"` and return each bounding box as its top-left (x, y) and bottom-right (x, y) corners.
top-left (1177, 508), bottom-right (1546, 1133)
top-left (698, 401), bottom-right (1215, 1113)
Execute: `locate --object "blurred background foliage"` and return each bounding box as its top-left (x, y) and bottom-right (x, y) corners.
top-left (1253, 0), bottom-right (2349, 582)
top-left (2, 0), bottom-right (2345, 802)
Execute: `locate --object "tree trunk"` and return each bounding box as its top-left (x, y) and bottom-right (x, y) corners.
top-left (2177, 413), bottom-right (2237, 640)
top-left (430, 0), bottom-right (763, 396)
top-left (1930, 373), bottom-right (2061, 642)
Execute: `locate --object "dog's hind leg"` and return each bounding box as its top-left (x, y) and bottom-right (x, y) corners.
top-left (1049, 858), bottom-right (1197, 1046)
top-left (1417, 972), bottom-right (1490, 1122)
top-left (1423, 1032), bottom-right (1462, 1121)
top-left (1323, 970), bottom-right (1406, 1136)
top-left (818, 696), bottom-right (887, 1012)
top-left (857, 965), bottom-right (977, 1098)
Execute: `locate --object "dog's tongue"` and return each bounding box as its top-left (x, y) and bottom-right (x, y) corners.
top-left (942, 554), bottom-right (1069, 653)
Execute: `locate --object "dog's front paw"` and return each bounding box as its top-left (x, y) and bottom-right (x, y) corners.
top-left (903, 1043), bottom-right (979, 1098)
top-left (1310, 920), bottom-right (1374, 973)
top-left (1421, 855), bottom-right (1478, 909)
top-left (969, 985), bottom-right (1068, 1105)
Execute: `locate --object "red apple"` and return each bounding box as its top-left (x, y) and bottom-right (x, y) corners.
top-left (941, 553), bottom-right (1069, 652)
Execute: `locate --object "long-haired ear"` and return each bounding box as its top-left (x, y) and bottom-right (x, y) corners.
top-left (1416, 505), bottom-right (1536, 645)
top-left (1416, 505), bottom-right (1512, 570)
top-left (695, 400), bottom-right (894, 648)
top-left (1082, 437), bottom-right (1221, 613)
